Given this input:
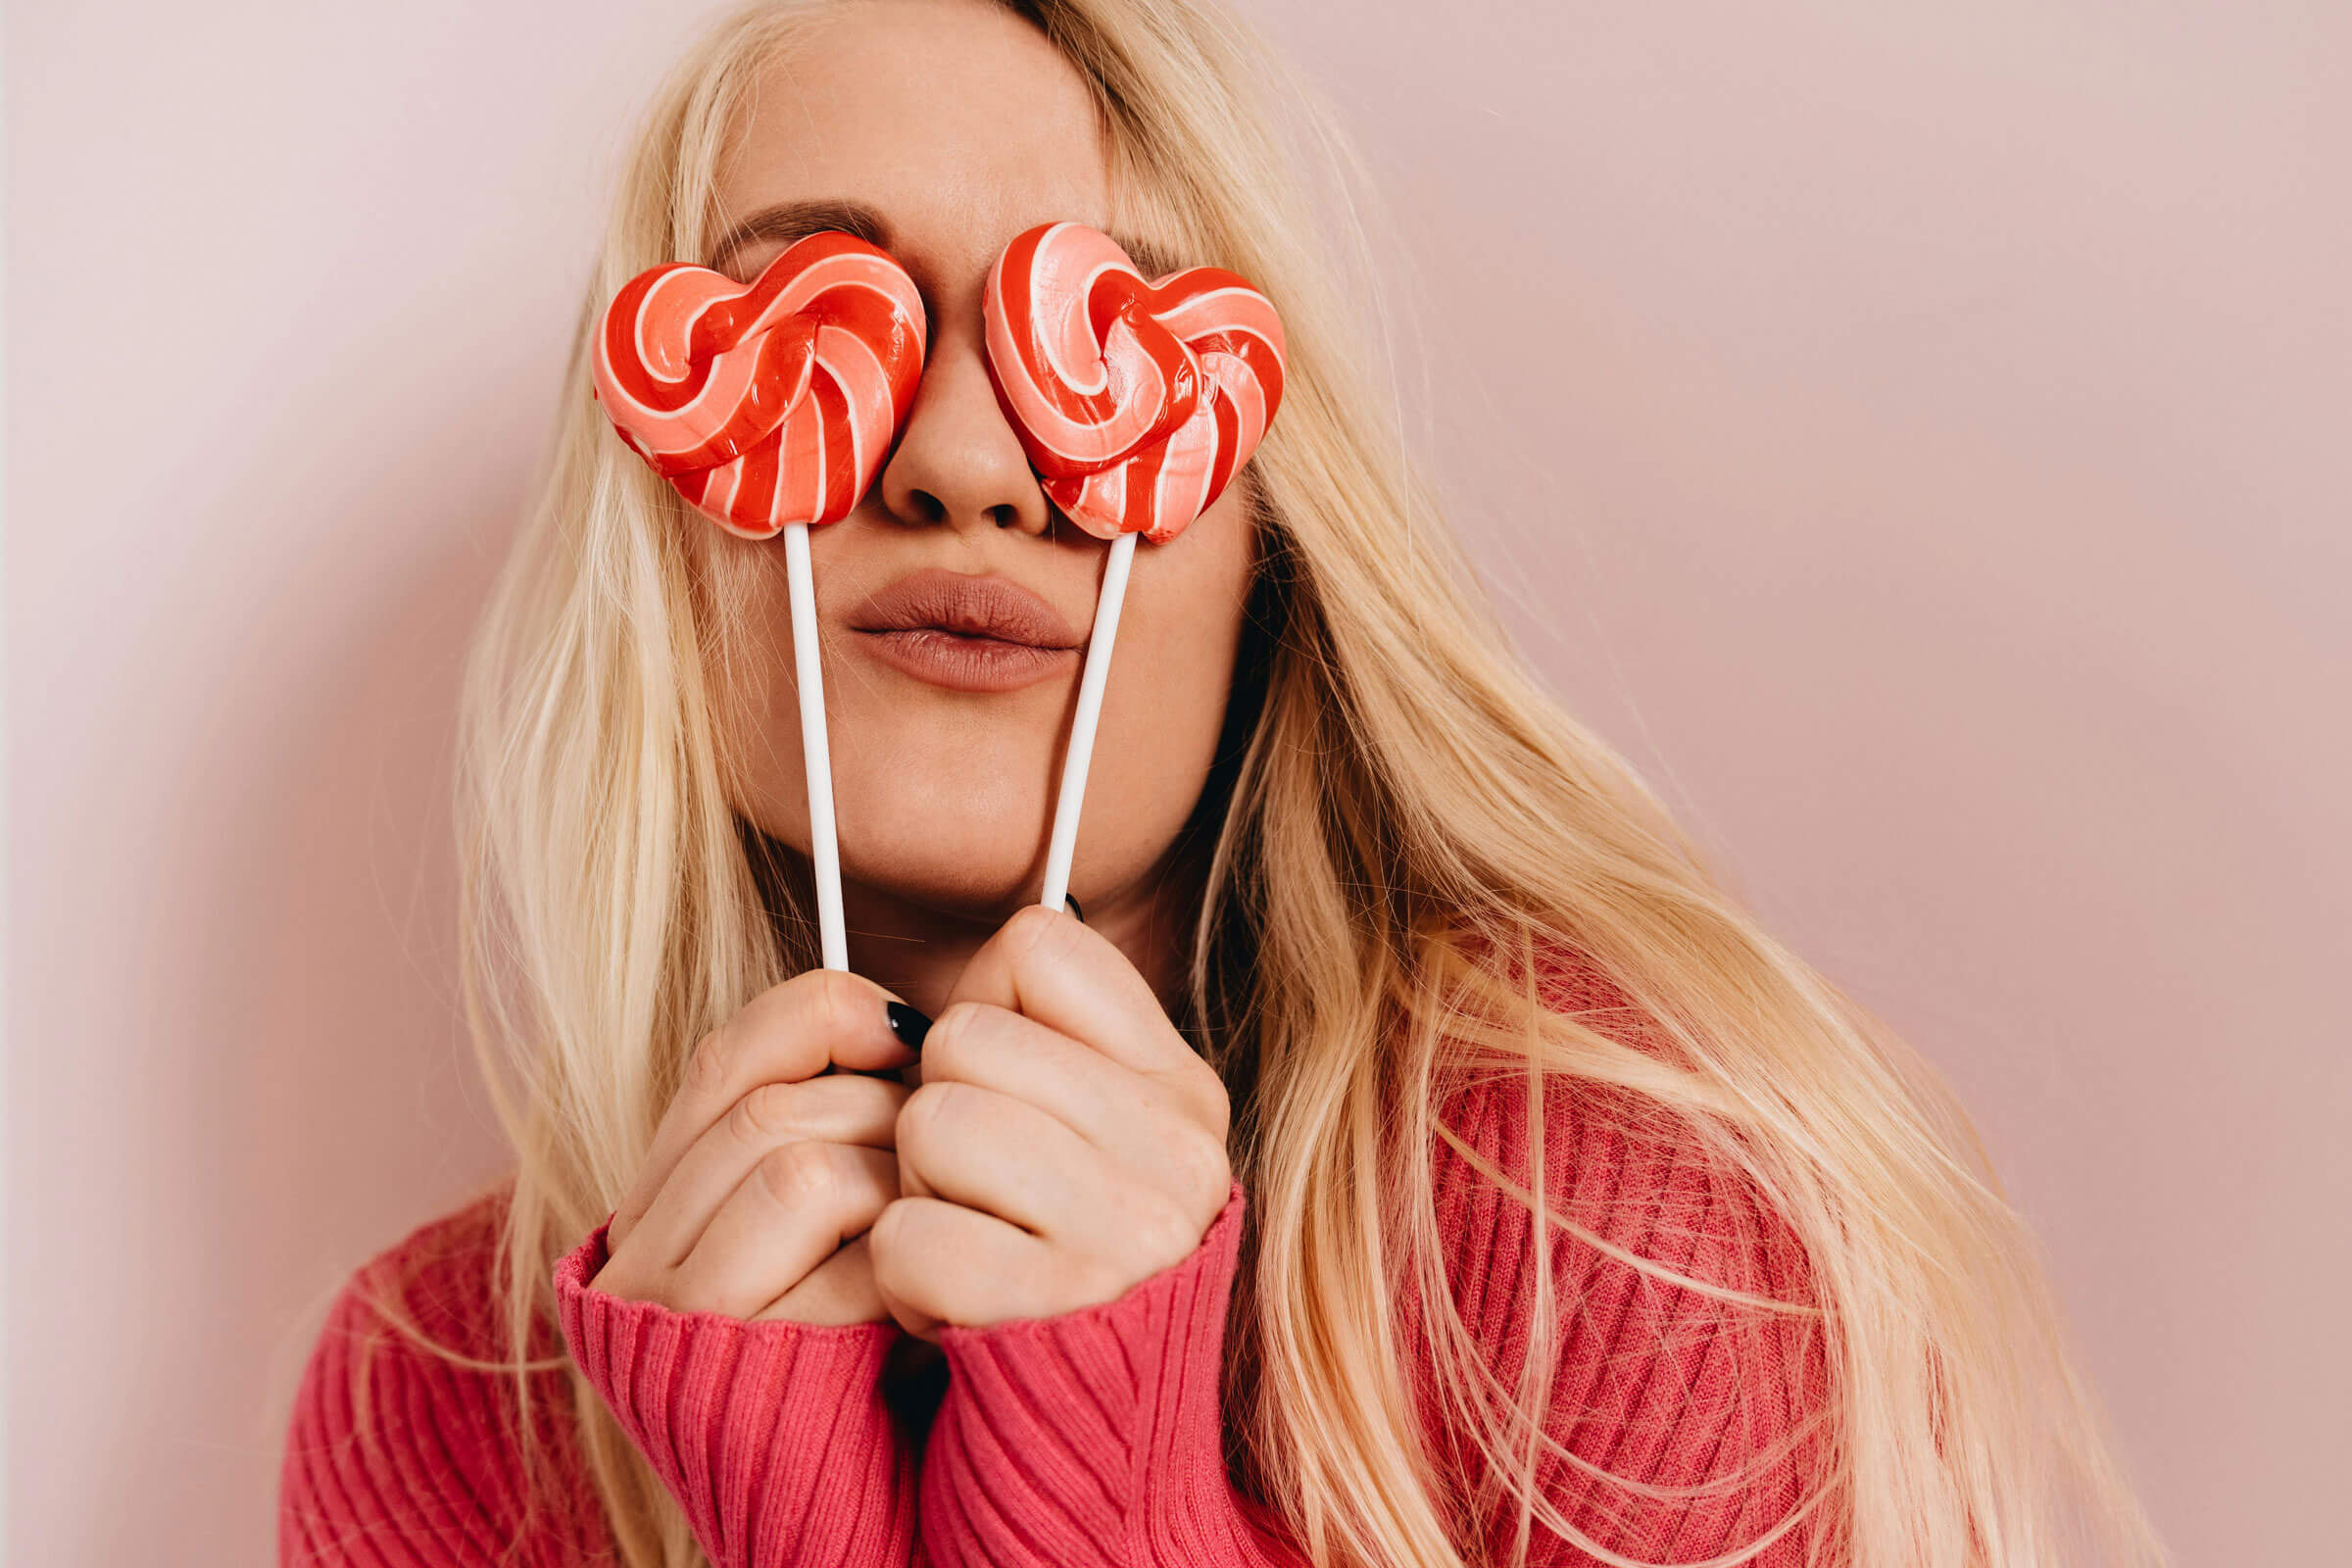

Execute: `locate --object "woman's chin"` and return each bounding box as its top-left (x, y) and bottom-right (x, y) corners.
top-left (835, 827), bottom-right (1052, 925)
top-left (812, 752), bottom-right (1056, 915)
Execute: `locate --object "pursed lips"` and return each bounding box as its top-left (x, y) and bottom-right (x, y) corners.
top-left (847, 566), bottom-right (1085, 693)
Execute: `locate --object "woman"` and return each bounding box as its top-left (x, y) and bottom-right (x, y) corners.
top-left (277, 1), bottom-right (2168, 1565)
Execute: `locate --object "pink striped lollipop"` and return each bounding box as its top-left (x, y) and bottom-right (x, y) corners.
top-left (983, 221), bottom-right (1285, 543)
top-left (592, 231), bottom-right (929, 969)
top-left (593, 230), bottom-right (927, 537)
top-left (981, 221), bottom-right (1287, 911)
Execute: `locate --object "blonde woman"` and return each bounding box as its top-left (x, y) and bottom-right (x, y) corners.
top-left (276, 2), bottom-right (2169, 1565)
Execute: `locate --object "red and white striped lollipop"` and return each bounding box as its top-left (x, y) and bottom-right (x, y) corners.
top-left (592, 231), bottom-right (929, 970)
top-left (593, 229), bottom-right (927, 537)
top-left (981, 221), bottom-right (1287, 911)
top-left (983, 221), bottom-right (1285, 544)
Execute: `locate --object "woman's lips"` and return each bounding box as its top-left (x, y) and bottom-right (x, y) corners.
top-left (848, 567), bottom-right (1084, 694)
top-left (857, 628), bottom-right (1078, 692)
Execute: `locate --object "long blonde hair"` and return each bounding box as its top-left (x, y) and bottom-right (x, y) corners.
top-left (402, 2), bottom-right (2173, 1564)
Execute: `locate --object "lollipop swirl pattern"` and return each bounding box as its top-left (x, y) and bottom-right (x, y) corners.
top-left (983, 221), bottom-right (1286, 543)
top-left (592, 231), bottom-right (927, 538)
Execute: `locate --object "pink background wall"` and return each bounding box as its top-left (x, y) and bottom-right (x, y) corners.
top-left (9, 1), bottom-right (2345, 1561)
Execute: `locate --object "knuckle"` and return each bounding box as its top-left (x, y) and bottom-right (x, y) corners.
top-left (897, 1080), bottom-right (956, 1146)
top-left (921, 1003), bottom-right (987, 1075)
top-left (868, 1199), bottom-right (916, 1279)
top-left (1166, 1130), bottom-right (1232, 1208)
top-left (758, 1140), bottom-right (839, 1209)
top-left (685, 1023), bottom-right (736, 1099)
top-left (1129, 1196), bottom-right (1200, 1269)
top-left (1187, 1059), bottom-right (1233, 1126)
top-left (730, 1079), bottom-right (802, 1144)
top-left (803, 967), bottom-right (872, 1043)
top-left (1005, 903), bottom-right (1074, 962)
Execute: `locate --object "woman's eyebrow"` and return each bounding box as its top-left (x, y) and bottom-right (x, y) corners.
top-left (706, 198), bottom-right (893, 273)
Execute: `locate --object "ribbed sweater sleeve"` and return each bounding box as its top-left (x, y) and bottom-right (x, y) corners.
top-left (913, 1179), bottom-right (1301, 1568)
top-left (551, 1214), bottom-right (919, 1568)
top-left (282, 991), bottom-right (1827, 1567)
top-left (909, 1071), bottom-right (1829, 1568)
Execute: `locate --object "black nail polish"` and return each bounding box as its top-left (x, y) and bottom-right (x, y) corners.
top-left (1065, 894), bottom-right (1085, 923)
top-left (885, 1001), bottom-right (933, 1051)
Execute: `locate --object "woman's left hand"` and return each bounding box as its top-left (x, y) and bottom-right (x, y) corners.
top-left (869, 904), bottom-right (1235, 1340)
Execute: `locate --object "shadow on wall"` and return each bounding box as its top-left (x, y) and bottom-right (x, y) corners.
top-left (114, 355), bottom-right (533, 1567)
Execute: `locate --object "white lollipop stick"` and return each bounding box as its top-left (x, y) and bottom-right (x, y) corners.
top-left (1039, 530), bottom-right (1137, 912)
top-left (782, 520), bottom-right (847, 969)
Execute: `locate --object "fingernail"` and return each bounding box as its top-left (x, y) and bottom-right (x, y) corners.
top-left (885, 1001), bottom-right (933, 1051)
top-left (1065, 894), bottom-right (1085, 923)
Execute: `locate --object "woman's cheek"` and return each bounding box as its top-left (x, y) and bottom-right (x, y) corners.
top-left (1084, 503), bottom-right (1254, 878)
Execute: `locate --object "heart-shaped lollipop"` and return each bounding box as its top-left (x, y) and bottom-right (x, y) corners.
top-left (592, 231), bottom-right (929, 971)
top-left (981, 221), bottom-right (1287, 912)
top-left (983, 221), bottom-right (1285, 544)
top-left (593, 230), bottom-right (927, 537)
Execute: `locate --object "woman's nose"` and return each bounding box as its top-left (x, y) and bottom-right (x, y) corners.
top-left (875, 331), bottom-right (1052, 537)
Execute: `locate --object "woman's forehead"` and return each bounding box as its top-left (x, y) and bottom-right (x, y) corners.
top-left (711, 1), bottom-right (1135, 285)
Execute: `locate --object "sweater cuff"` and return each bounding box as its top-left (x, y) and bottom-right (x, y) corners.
top-left (918, 1181), bottom-right (1302, 1567)
top-left (554, 1216), bottom-right (916, 1568)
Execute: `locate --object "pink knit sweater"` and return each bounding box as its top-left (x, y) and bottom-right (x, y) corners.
top-left (281, 1036), bottom-right (1828, 1566)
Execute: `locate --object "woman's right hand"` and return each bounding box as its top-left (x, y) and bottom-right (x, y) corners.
top-left (588, 969), bottom-right (924, 1326)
